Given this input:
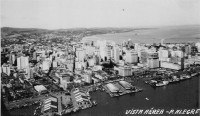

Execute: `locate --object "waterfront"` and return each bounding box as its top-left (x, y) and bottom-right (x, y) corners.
top-left (8, 76), bottom-right (199, 116)
top-left (67, 76), bottom-right (199, 116)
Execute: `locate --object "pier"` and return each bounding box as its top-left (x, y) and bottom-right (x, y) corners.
top-left (102, 80), bottom-right (142, 97)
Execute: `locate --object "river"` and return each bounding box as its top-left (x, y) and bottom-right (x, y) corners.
top-left (67, 76), bottom-right (199, 116)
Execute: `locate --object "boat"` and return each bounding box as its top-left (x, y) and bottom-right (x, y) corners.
top-left (180, 75), bottom-right (191, 80)
top-left (115, 94), bottom-right (120, 97)
top-left (156, 81), bottom-right (169, 87)
top-left (73, 108), bottom-right (79, 112)
top-left (148, 80), bottom-right (157, 86)
top-left (145, 80), bottom-right (150, 84)
top-left (191, 73), bottom-right (198, 77)
top-left (23, 104), bottom-right (28, 107)
top-left (138, 88), bottom-right (143, 92)
top-left (100, 88), bottom-right (105, 92)
top-left (169, 77), bottom-right (180, 83)
top-left (179, 75), bottom-right (187, 80)
top-left (185, 75), bottom-right (191, 79)
top-left (145, 98), bottom-right (149, 100)
top-left (93, 100), bottom-right (97, 106)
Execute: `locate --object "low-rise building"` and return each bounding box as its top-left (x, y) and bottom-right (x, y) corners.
top-left (160, 62), bottom-right (181, 70)
top-left (118, 65), bottom-right (132, 77)
top-left (41, 96), bottom-right (58, 115)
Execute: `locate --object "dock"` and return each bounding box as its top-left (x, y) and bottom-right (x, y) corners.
top-left (102, 81), bottom-right (143, 97)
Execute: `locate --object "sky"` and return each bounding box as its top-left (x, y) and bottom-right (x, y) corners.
top-left (1, 0), bottom-right (200, 29)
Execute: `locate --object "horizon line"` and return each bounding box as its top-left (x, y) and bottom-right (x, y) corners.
top-left (1, 24), bottom-right (200, 30)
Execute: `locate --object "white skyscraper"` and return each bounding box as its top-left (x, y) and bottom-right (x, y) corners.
top-left (125, 50), bottom-right (138, 64)
top-left (76, 48), bottom-right (86, 62)
top-left (134, 43), bottom-right (139, 51)
top-left (2, 63), bottom-right (10, 76)
top-left (147, 52), bottom-right (159, 68)
top-left (113, 46), bottom-right (120, 63)
top-left (100, 46), bottom-right (107, 61)
top-left (17, 56), bottom-right (29, 70)
top-left (147, 58), bottom-right (159, 68)
top-left (106, 46), bottom-right (113, 60)
top-left (25, 67), bottom-right (33, 79)
top-left (83, 73), bottom-right (92, 83)
top-left (53, 61), bottom-right (58, 68)
top-left (158, 49), bottom-right (169, 61)
top-left (9, 54), bottom-right (16, 65)
top-left (158, 49), bottom-right (169, 58)
top-left (42, 60), bottom-right (51, 71)
top-left (17, 57), bottom-right (21, 69)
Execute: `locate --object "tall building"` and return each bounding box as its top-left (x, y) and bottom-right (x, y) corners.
top-left (191, 46), bottom-right (198, 56)
top-left (17, 56), bottom-right (29, 70)
top-left (147, 52), bottom-right (159, 68)
top-left (139, 50), bottom-right (148, 64)
top-left (195, 42), bottom-right (200, 52)
top-left (88, 58), bottom-right (95, 67)
top-left (175, 50), bottom-right (184, 58)
top-left (25, 67), bottom-right (34, 79)
top-left (158, 49), bottom-right (169, 58)
top-left (106, 46), bottom-right (113, 60)
top-left (185, 45), bottom-right (191, 55)
top-left (9, 53), bottom-right (16, 65)
top-left (113, 46), bottom-right (120, 63)
top-left (118, 66), bottom-right (132, 77)
top-left (76, 48), bottom-right (85, 62)
top-left (53, 61), bottom-right (58, 68)
top-left (29, 68), bottom-right (34, 79)
top-left (147, 58), bottom-right (159, 68)
top-left (75, 61), bottom-right (85, 70)
top-left (170, 50), bottom-right (184, 58)
top-left (134, 43), bottom-right (139, 51)
top-left (94, 55), bottom-right (100, 65)
top-left (125, 50), bottom-right (138, 64)
top-left (98, 40), bottom-right (115, 61)
top-left (100, 46), bottom-right (106, 61)
top-left (33, 52), bottom-right (37, 60)
top-left (83, 73), bottom-right (92, 83)
top-left (12, 54), bottom-right (16, 64)
top-left (1, 63), bottom-right (10, 76)
top-left (158, 49), bottom-right (169, 62)
top-left (100, 45), bottom-right (113, 61)
top-left (42, 60), bottom-right (51, 71)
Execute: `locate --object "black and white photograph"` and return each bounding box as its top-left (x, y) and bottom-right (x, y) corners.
top-left (1, 0), bottom-right (200, 116)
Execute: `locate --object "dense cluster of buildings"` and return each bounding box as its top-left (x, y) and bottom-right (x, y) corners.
top-left (2, 32), bottom-right (200, 115)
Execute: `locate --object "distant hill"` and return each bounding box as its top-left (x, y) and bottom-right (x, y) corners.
top-left (82, 25), bottom-right (200, 44)
top-left (1, 27), bottom-right (49, 34)
top-left (1, 27), bottom-right (137, 35)
top-left (2, 25), bottom-right (199, 33)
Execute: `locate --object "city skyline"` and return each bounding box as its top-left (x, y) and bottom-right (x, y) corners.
top-left (1, 0), bottom-right (200, 29)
